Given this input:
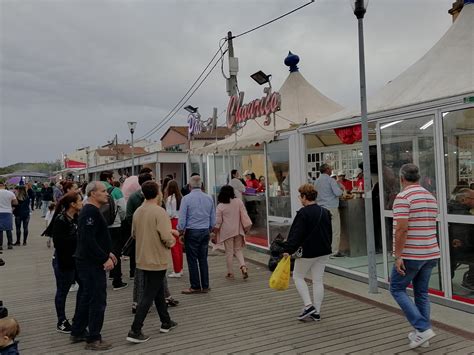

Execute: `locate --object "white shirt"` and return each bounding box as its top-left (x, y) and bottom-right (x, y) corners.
top-left (229, 178), bottom-right (246, 200)
top-left (0, 189), bottom-right (16, 213)
top-left (166, 194), bottom-right (179, 219)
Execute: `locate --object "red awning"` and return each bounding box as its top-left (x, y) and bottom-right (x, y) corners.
top-left (64, 159), bottom-right (87, 168)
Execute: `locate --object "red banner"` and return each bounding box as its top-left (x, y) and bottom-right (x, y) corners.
top-left (334, 125), bottom-right (362, 144)
top-left (64, 159), bottom-right (87, 168)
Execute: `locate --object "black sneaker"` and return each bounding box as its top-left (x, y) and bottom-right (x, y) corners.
top-left (297, 305), bottom-right (316, 320)
top-left (7, 245), bottom-right (12, 250)
top-left (113, 281), bottom-right (128, 291)
top-left (126, 330), bottom-right (150, 343)
top-left (57, 319), bottom-right (72, 334)
top-left (310, 313), bottom-right (321, 321)
top-left (160, 320), bottom-right (178, 333)
top-left (165, 297), bottom-right (179, 307)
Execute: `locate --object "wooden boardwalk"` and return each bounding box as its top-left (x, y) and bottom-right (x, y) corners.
top-left (0, 211), bottom-right (473, 354)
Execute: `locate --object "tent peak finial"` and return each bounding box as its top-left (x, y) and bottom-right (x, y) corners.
top-left (284, 51), bottom-right (300, 72)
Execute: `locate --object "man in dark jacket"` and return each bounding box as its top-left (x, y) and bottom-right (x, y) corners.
top-left (70, 181), bottom-right (116, 351)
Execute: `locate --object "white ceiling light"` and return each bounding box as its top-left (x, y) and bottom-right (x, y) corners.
top-left (420, 120), bottom-right (434, 130)
top-left (380, 120), bottom-right (402, 130)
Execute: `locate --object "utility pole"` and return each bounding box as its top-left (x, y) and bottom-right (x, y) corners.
top-left (226, 31), bottom-right (239, 97)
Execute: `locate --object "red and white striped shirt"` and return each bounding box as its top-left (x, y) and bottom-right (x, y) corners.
top-left (392, 184), bottom-right (440, 260)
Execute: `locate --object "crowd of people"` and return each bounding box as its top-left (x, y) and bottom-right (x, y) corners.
top-left (0, 163), bottom-right (443, 351)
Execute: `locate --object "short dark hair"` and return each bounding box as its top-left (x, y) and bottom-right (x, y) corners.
top-left (191, 172), bottom-right (200, 177)
top-left (231, 169), bottom-right (238, 179)
top-left (99, 170), bottom-right (113, 181)
top-left (138, 173), bottom-right (153, 186)
top-left (139, 167), bottom-right (153, 174)
top-left (400, 163), bottom-right (420, 183)
top-left (141, 181), bottom-right (159, 200)
top-left (218, 185), bottom-right (235, 204)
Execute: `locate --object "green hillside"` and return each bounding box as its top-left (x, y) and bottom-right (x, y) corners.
top-left (0, 161), bottom-right (61, 175)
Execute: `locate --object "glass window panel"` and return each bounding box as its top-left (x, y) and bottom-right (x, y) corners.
top-left (443, 108), bottom-right (474, 214)
top-left (380, 115), bottom-right (436, 210)
top-left (448, 222), bottom-right (474, 300)
top-left (267, 140), bottom-right (291, 218)
top-left (230, 148), bottom-right (268, 247)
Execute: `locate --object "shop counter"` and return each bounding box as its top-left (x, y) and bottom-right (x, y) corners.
top-left (243, 194), bottom-right (267, 229)
top-left (339, 198), bottom-right (367, 257)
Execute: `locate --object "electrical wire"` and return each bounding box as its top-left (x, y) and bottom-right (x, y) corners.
top-left (138, 1), bottom-right (315, 140)
top-left (232, 0), bottom-right (315, 39)
top-left (137, 40), bottom-right (228, 140)
top-left (140, 48), bottom-right (228, 140)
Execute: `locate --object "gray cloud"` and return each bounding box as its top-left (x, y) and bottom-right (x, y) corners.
top-left (0, 0), bottom-right (452, 165)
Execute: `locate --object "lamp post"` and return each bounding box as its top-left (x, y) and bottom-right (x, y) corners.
top-left (352, 0), bottom-right (378, 293)
top-left (127, 122), bottom-right (137, 176)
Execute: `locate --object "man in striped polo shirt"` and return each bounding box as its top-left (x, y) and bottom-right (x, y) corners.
top-left (390, 164), bottom-right (440, 349)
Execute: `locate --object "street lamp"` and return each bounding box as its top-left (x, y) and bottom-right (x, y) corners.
top-left (127, 121), bottom-right (137, 176)
top-left (184, 105), bottom-right (198, 114)
top-left (351, 0), bottom-right (377, 293)
top-left (250, 70), bottom-right (272, 86)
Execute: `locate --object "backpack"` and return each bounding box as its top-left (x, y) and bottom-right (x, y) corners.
top-left (99, 186), bottom-right (117, 226)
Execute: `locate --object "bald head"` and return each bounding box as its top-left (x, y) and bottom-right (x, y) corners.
top-left (456, 188), bottom-right (474, 208)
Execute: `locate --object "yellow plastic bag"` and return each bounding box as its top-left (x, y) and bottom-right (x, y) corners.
top-left (269, 256), bottom-right (291, 291)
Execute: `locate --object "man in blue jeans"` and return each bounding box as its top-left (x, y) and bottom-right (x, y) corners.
top-left (390, 164), bottom-right (440, 349)
top-left (70, 181), bottom-right (117, 351)
top-left (178, 174), bottom-right (215, 294)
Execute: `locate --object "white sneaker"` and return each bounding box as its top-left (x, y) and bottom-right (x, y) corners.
top-left (168, 271), bottom-right (183, 278)
top-left (69, 283), bottom-right (79, 292)
top-left (409, 329), bottom-right (435, 349)
top-left (408, 331), bottom-right (429, 348)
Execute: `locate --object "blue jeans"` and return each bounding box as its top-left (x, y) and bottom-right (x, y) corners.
top-left (52, 257), bottom-right (78, 324)
top-left (41, 201), bottom-right (51, 217)
top-left (390, 258), bottom-right (438, 332)
top-left (184, 229), bottom-right (210, 290)
top-left (71, 261), bottom-right (107, 343)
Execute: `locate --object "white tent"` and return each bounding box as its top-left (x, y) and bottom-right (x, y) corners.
top-left (195, 54), bottom-right (343, 154)
top-left (308, 1), bottom-right (474, 127)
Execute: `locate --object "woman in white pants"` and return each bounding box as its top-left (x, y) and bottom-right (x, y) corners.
top-left (283, 184), bottom-right (332, 321)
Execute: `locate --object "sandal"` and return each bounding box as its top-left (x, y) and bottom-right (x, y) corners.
top-left (181, 288), bottom-right (201, 294)
top-left (225, 273), bottom-right (234, 279)
top-left (240, 265), bottom-right (249, 279)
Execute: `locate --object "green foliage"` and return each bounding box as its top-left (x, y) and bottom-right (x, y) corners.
top-left (0, 161), bottom-right (61, 175)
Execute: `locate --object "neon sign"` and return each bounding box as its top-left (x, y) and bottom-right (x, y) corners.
top-left (226, 89), bottom-right (281, 129)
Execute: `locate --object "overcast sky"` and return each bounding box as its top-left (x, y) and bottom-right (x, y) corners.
top-left (0, 0), bottom-right (453, 166)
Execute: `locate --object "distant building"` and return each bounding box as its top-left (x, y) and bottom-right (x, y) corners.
top-left (160, 126), bottom-right (232, 151)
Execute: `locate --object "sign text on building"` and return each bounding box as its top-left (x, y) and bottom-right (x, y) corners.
top-left (226, 89), bottom-right (281, 129)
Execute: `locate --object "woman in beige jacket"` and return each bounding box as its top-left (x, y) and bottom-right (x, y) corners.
top-left (214, 185), bottom-right (252, 279)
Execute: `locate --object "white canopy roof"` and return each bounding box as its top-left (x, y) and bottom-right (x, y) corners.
top-left (195, 67), bottom-right (343, 154)
top-left (307, 2), bottom-right (474, 128)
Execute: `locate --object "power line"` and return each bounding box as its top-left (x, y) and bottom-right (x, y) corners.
top-left (232, 0), bottom-right (315, 39)
top-left (137, 40), bottom-right (228, 140)
top-left (140, 48), bottom-right (228, 140)
top-left (138, 1), bottom-right (315, 140)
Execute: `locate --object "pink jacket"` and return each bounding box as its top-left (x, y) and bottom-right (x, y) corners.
top-left (215, 198), bottom-right (252, 243)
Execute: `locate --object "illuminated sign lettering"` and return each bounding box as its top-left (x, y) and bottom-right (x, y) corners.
top-left (226, 89), bottom-right (281, 129)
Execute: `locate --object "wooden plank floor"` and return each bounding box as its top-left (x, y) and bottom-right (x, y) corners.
top-left (0, 211), bottom-right (473, 354)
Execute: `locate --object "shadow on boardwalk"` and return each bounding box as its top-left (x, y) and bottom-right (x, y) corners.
top-left (0, 211), bottom-right (472, 354)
